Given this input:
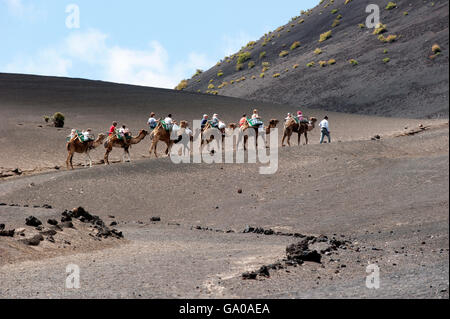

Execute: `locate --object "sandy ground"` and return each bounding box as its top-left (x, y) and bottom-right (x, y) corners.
top-left (0, 75), bottom-right (448, 299)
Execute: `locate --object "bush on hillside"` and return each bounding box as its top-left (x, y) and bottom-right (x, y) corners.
top-left (237, 52), bottom-right (251, 64)
top-left (319, 30), bottom-right (332, 42)
top-left (175, 80), bottom-right (188, 91)
top-left (279, 50), bottom-right (289, 57)
top-left (52, 112), bottom-right (65, 128)
top-left (290, 41), bottom-right (301, 50)
top-left (385, 2), bottom-right (397, 10)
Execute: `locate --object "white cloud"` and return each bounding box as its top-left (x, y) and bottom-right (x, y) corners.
top-left (2, 28), bottom-right (216, 89)
top-left (4, 49), bottom-right (72, 77)
top-left (3, 0), bottom-right (45, 20)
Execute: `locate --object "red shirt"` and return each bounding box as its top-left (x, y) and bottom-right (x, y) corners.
top-left (239, 117), bottom-right (247, 127)
top-left (109, 125), bottom-right (116, 135)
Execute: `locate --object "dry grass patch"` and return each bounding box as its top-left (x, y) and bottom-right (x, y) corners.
top-left (319, 30), bottom-right (332, 42)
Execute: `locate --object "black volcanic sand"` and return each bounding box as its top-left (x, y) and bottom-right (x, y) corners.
top-left (185, 0), bottom-right (449, 119)
top-left (1, 120), bottom-right (448, 298)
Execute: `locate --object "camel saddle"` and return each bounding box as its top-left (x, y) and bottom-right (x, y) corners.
top-left (247, 118), bottom-right (263, 128)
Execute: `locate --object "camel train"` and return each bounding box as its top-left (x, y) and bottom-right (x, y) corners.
top-left (65, 114), bottom-right (317, 170)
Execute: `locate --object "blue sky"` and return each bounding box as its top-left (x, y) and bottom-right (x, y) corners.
top-left (0, 0), bottom-right (318, 88)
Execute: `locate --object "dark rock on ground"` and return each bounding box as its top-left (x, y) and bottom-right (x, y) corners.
top-left (150, 217), bottom-right (161, 222)
top-left (286, 239), bottom-right (322, 264)
top-left (0, 223), bottom-right (4, 230)
top-left (47, 219), bottom-right (58, 226)
top-left (0, 229), bottom-right (15, 237)
top-left (21, 234), bottom-right (44, 246)
top-left (40, 229), bottom-right (57, 236)
top-left (25, 216), bottom-right (42, 227)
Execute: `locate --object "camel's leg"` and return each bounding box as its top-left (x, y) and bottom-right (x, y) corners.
top-left (298, 133), bottom-right (301, 146)
top-left (305, 132), bottom-right (309, 145)
top-left (104, 147), bottom-right (112, 165)
top-left (66, 152), bottom-right (72, 170)
top-left (86, 152), bottom-right (93, 168)
top-left (150, 140), bottom-right (158, 158)
top-left (126, 148), bottom-right (131, 162)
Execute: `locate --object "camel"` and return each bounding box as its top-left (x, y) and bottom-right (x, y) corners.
top-left (240, 119), bottom-right (279, 150)
top-left (149, 120), bottom-right (188, 158)
top-left (104, 129), bottom-right (148, 165)
top-left (201, 122), bottom-right (236, 150)
top-left (66, 134), bottom-right (106, 170)
top-left (282, 117), bottom-right (318, 147)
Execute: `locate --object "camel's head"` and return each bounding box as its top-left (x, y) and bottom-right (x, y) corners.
top-left (179, 121), bottom-right (188, 129)
top-left (139, 129), bottom-right (149, 137)
top-left (97, 133), bottom-right (107, 142)
top-left (228, 123), bottom-right (237, 130)
top-left (268, 119), bottom-right (279, 128)
top-left (309, 117), bottom-right (318, 124)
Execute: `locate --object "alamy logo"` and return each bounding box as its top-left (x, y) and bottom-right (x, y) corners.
top-left (366, 4), bottom-right (380, 28)
top-left (65, 4), bottom-right (80, 29)
top-left (366, 264), bottom-right (380, 289)
top-left (66, 264), bottom-right (80, 289)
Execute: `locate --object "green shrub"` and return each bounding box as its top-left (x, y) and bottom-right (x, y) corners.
top-left (293, 64), bottom-right (299, 69)
top-left (328, 59), bottom-right (336, 65)
top-left (373, 23), bottom-right (387, 35)
top-left (349, 59), bottom-right (358, 66)
top-left (385, 2), bottom-right (397, 10)
top-left (319, 61), bottom-right (327, 67)
top-left (52, 112), bottom-right (65, 128)
top-left (248, 61), bottom-right (256, 69)
top-left (403, 11), bottom-right (408, 16)
top-left (384, 49), bottom-right (388, 54)
top-left (314, 48), bottom-right (323, 55)
top-left (260, 73), bottom-right (265, 78)
top-left (237, 52), bottom-right (251, 64)
top-left (358, 23), bottom-right (365, 29)
top-left (217, 71), bottom-right (224, 77)
top-left (259, 51), bottom-right (266, 59)
top-left (279, 50), bottom-right (289, 57)
top-left (319, 30), bottom-right (332, 42)
top-left (290, 41), bottom-right (301, 50)
top-left (383, 58), bottom-right (390, 63)
top-left (208, 84), bottom-right (215, 89)
top-left (332, 19), bottom-right (341, 27)
top-left (273, 73), bottom-right (281, 78)
top-left (307, 62), bottom-right (315, 67)
top-left (236, 63), bottom-right (244, 71)
top-left (378, 34), bottom-right (397, 43)
top-left (331, 9), bottom-right (339, 14)
top-left (43, 116), bottom-right (50, 123)
top-left (193, 69), bottom-right (203, 77)
top-left (175, 80), bottom-right (188, 91)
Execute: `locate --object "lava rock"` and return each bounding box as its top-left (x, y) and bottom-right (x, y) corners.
top-left (286, 239), bottom-right (322, 264)
top-left (0, 229), bottom-right (15, 237)
top-left (0, 224), bottom-right (4, 231)
top-left (47, 219), bottom-right (58, 226)
top-left (242, 272), bottom-right (258, 280)
top-left (21, 234), bottom-right (44, 246)
top-left (150, 217), bottom-right (161, 222)
top-left (25, 216), bottom-right (42, 227)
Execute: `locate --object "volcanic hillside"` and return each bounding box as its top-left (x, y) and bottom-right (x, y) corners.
top-left (183, 0), bottom-right (449, 118)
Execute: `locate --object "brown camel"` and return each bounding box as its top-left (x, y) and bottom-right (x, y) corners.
top-left (149, 120), bottom-right (188, 158)
top-left (104, 129), bottom-right (148, 165)
top-left (282, 117), bottom-right (318, 147)
top-left (66, 134), bottom-right (106, 169)
top-left (240, 119), bottom-right (279, 150)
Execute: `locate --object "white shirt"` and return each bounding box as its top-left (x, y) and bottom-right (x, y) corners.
top-left (148, 117), bottom-right (156, 126)
top-left (164, 117), bottom-right (173, 125)
top-left (319, 119), bottom-right (329, 131)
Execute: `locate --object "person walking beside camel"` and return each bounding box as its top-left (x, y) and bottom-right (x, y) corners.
top-left (319, 116), bottom-right (331, 144)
